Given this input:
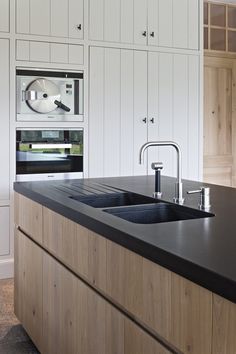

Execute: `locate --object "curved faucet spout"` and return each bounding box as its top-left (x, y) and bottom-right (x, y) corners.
top-left (139, 141), bottom-right (184, 205)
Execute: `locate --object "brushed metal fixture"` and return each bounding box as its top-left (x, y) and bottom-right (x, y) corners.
top-left (139, 141), bottom-right (184, 205)
top-left (187, 187), bottom-right (211, 211)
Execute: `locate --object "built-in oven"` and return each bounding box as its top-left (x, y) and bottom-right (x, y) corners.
top-left (16, 69), bottom-right (84, 122)
top-left (16, 129), bottom-right (83, 181)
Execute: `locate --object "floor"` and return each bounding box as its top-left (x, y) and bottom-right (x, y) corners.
top-left (0, 278), bottom-right (39, 353)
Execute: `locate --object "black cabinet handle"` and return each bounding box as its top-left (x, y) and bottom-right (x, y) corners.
top-left (150, 118), bottom-right (155, 123)
top-left (150, 31), bottom-right (155, 37)
top-left (142, 31), bottom-right (147, 37)
top-left (142, 118), bottom-right (147, 123)
top-left (77, 24), bottom-right (82, 30)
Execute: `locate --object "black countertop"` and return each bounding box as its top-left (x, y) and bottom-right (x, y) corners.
top-left (14, 176), bottom-right (236, 303)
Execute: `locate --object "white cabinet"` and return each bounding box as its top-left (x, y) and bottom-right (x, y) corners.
top-left (147, 52), bottom-right (200, 179)
top-left (0, 0), bottom-right (9, 32)
top-left (0, 207), bottom-right (9, 256)
top-left (16, 0), bottom-right (84, 39)
top-left (0, 39), bottom-right (10, 201)
top-left (89, 47), bottom-right (147, 178)
top-left (89, 47), bottom-right (200, 180)
top-left (89, 0), bottom-right (199, 50)
top-left (16, 40), bottom-right (84, 65)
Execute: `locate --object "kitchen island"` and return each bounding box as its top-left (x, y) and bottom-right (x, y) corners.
top-left (14, 176), bottom-right (236, 354)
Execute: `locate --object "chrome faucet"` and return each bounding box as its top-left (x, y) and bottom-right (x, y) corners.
top-left (139, 141), bottom-right (184, 205)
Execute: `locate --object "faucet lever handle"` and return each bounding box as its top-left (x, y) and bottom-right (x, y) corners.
top-left (187, 189), bottom-right (202, 195)
top-left (187, 187), bottom-right (211, 210)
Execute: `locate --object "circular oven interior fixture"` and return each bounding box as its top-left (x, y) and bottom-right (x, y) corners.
top-left (26, 78), bottom-right (61, 114)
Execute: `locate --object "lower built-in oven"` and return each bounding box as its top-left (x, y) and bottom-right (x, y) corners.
top-left (16, 129), bottom-right (83, 181)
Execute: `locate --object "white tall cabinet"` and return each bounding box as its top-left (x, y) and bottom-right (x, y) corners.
top-left (16, 0), bottom-right (84, 39)
top-left (0, 39), bottom-right (10, 258)
top-left (89, 48), bottom-right (200, 180)
top-left (89, 0), bottom-right (199, 49)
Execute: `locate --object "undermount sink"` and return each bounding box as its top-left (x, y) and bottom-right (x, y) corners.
top-left (103, 203), bottom-right (214, 224)
top-left (71, 192), bottom-right (159, 208)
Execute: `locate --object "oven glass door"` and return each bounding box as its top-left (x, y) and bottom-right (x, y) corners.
top-left (16, 130), bottom-right (83, 175)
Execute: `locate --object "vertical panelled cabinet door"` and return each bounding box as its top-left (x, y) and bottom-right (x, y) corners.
top-left (89, 47), bottom-right (148, 178)
top-left (0, 39), bottom-right (9, 201)
top-left (89, 0), bottom-right (199, 50)
top-left (0, 0), bottom-right (9, 32)
top-left (16, 0), bottom-right (84, 38)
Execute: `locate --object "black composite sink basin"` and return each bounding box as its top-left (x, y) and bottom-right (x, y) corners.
top-left (103, 203), bottom-right (214, 224)
top-left (71, 192), bottom-right (160, 208)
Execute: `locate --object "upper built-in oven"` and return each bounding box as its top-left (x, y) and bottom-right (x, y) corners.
top-left (16, 69), bottom-right (84, 122)
top-left (16, 129), bottom-right (83, 181)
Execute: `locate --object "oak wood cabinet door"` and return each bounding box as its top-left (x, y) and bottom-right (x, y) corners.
top-left (14, 229), bottom-right (43, 351)
top-left (212, 294), bottom-right (236, 354)
top-left (42, 242), bottom-right (171, 354)
top-left (14, 193), bottom-right (43, 244)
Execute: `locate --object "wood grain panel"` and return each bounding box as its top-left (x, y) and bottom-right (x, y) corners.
top-left (43, 207), bottom-right (89, 278)
top-left (14, 229), bottom-right (43, 351)
top-left (14, 192), bottom-right (43, 244)
top-left (43, 251), bottom-right (86, 354)
top-left (106, 239), bottom-right (143, 318)
top-left (212, 294), bottom-right (236, 354)
top-left (204, 56), bottom-right (235, 187)
top-left (204, 155), bottom-right (233, 186)
top-left (142, 258), bottom-right (171, 340)
top-left (124, 318), bottom-right (171, 354)
top-left (170, 272), bottom-right (212, 354)
top-left (88, 230), bottom-right (107, 291)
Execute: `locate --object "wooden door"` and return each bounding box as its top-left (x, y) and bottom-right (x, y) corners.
top-left (204, 57), bottom-right (235, 186)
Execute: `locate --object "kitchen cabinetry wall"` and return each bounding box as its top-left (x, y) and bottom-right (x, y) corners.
top-left (0, 0), bottom-right (202, 278)
top-left (89, 47), bottom-right (200, 180)
top-left (89, 0), bottom-right (199, 50)
top-left (16, 0), bottom-right (84, 39)
top-left (0, 39), bottom-right (10, 257)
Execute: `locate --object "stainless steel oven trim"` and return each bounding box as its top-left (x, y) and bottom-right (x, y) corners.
top-left (16, 172), bottom-right (83, 182)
